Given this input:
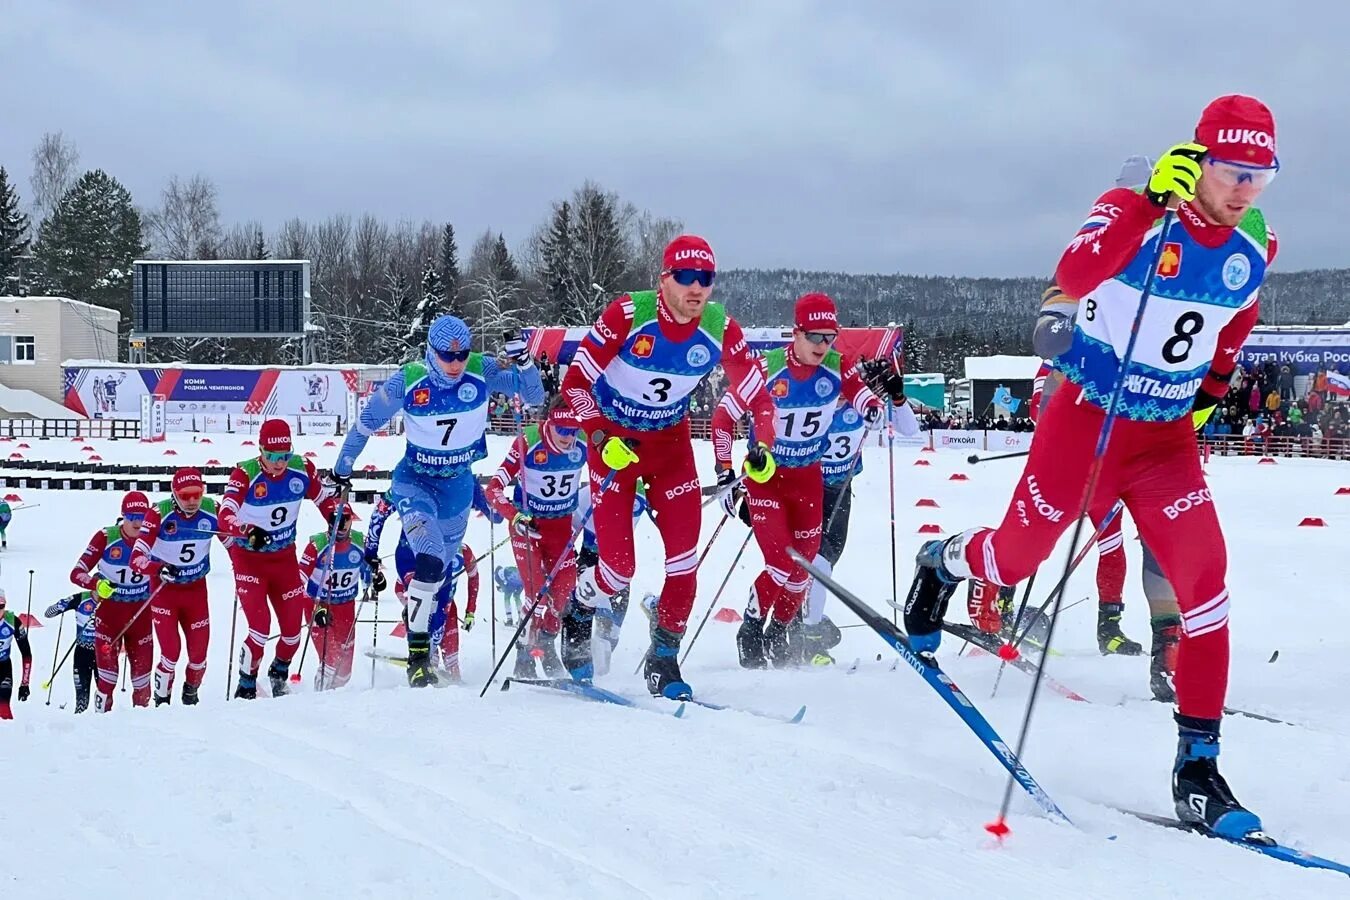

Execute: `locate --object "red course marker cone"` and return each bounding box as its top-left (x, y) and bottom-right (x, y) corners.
top-left (324, 440), bottom-right (337, 447)
top-left (1257, 457), bottom-right (1276, 465)
top-left (1336, 487), bottom-right (1350, 495)
top-left (205, 458), bottom-right (221, 465)
top-left (915, 498), bottom-right (940, 508)
top-left (1299, 517), bottom-right (1326, 527)
top-left (390, 622), bottom-right (407, 638)
top-left (949, 473), bottom-right (969, 481)
top-left (913, 459), bottom-right (930, 467)
top-left (17, 613), bottom-right (42, 629)
top-left (163, 449), bottom-right (177, 456)
top-left (713, 607), bottom-right (742, 623)
top-left (917, 523), bottom-right (942, 534)
top-left (242, 440), bottom-right (255, 446)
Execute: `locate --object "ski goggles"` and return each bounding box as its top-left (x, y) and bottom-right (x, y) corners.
top-left (551, 422), bottom-right (580, 437)
top-left (260, 449), bottom-right (292, 464)
top-left (432, 346), bottom-right (472, 364)
top-left (801, 331), bottom-right (839, 345)
top-left (122, 512), bottom-right (146, 524)
top-left (666, 268), bottom-right (715, 288)
top-left (1204, 156), bottom-right (1279, 190)
top-left (175, 487), bottom-right (204, 501)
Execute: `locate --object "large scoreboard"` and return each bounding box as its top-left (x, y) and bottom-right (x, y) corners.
top-left (132, 260), bottom-right (310, 337)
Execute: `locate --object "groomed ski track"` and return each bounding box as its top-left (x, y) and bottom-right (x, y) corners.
top-left (4, 433), bottom-right (1348, 897)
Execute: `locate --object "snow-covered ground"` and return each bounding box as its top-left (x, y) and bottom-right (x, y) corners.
top-left (3, 431), bottom-right (1348, 898)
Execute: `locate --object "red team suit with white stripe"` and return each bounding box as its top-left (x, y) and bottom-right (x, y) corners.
top-left (218, 456), bottom-right (336, 679)
top-left (71, 526), bottom-right (155, 709)
top-left (712, 345), bottom-right (877, 625)
top-left (948, 188), bottom-right (1276, 720)
top-left (562, 289), bottom-right (775, 634)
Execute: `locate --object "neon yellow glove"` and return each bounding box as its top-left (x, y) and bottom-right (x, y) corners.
top-left (95, 580), bottom-right (115, 600)
top-left (1192, 403), bottom-right (1219, 433)
top-left (600, 437), bottom-right (640, 471)
top-left (744, 443), bottom-right (776, 484)
top-left (462, 612), bottom-right (475, 632)
top-left (1146, 143), bottom-right (1206, 206)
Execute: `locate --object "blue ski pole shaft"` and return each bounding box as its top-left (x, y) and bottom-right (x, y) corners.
top-left (887, 399), bottom-right (898, 625)
top-left (789, 547), bottom-right (1071, 824)
top-left (993, 208), bottom-right (1178, 830)
top-left (479, 467), bottom-right (618, 697)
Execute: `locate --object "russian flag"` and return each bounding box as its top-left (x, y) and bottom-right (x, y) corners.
top-left (1327, 371), bottom-right (1350, 398)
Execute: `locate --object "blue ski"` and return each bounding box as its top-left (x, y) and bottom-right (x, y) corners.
top-left (789, 549), bottom-right (1071, 825)
top-left (1113, 807), bottom-right (1350, 878)
top-left (680, 697), bottom-right (806, 724)
top-left (503, 677), bottom-right (687, 717)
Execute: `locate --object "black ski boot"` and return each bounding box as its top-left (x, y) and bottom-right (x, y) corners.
top-left (763, 618), bottom-right (792, 668)
top-left (181, 683), bottom-right (199, 706)
top-left (560, 603), bottom-right (595, 682)
top-left (154, 693), bottom-right (171, 707)
top-left (234, 672), bottom-right (258, 700)
top-left (904, 538), bottom-right (964, 659)
top-left (267, 660), bottom-right (290, 696)
top-left (513, 643), bottom-right (538, 679)
top-left (644, 627), bottom-right (692, 700)
top-left (801, 616), bottom-right (842, 666)
top-left (405, 633), bottom-right (439, 688)
top-left (736, 614), bottom-right (767, 669)
top-left (1097, 602), bottom-right (1143, 655)
top-left (1173, 715), bottom-right (1268, 842)
top-left (1150, 616), bottom-right (1180, 703)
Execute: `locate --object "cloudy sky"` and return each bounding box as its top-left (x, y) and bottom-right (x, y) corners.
top-left (5, 2), bottom-right (1342, 276)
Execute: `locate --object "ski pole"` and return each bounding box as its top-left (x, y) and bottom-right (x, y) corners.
top-left (988, 209), bottom-right (1178, 840)
top-left (886, 404), bottom-right (898, 625)
top-left (23, 568), bottom-right (34, 628)
top-left (489, 516), bottom-right (497, 663)
top-left (225, 594), bottom-right (239, 701)
top-left (680, 528), bottom-right (756, 665)
top-left (369, 584), bottom-right (380, 689)
top-left (990, 572), bottom-right (1036, 699)
top-left (637, 511), bottom-right (732, 675)
top-left (38, 579), bottom-right (163, 693)
top-left (299, 492), bottom-right (349, 690)
top-left (10, 504), bottom-right (41, 511)
top-left (966, 450), bottom-right (1030, 465)
top-left (45, 605), bottom-right (66, 705)
top-left (479, 466), bottom-right (618, 697)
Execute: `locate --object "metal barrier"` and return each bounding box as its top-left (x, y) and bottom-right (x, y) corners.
top-left (1203, 434), bottom-right (1350, 461)
top-left (0, 418), bottom-right (140, 440)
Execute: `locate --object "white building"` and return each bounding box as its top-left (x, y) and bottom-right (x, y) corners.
top-left (0, 296), bottom-right (120, 415)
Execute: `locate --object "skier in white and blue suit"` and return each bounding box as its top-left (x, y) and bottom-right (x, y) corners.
top-left (330, 316), bottom-right (543, 686)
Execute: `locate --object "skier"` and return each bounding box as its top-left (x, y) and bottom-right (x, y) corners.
top-left (713, 293), bottom-right (883, 668)
top-left (485, 401), bottom-right (587, 678)
top-left (218, 419), bottom-right (340, 699)
top-left (796, 357), bottom-right (917, 665)
top-left (494, 566), bottom-right (525, 626)
top-left (70, 491), bottom-right (157, 711)
top-left (131, 467), bottom-right (221, 705)
top-left (0, 498), bottom-right (11, 548)
top-left (43, 590), bottom-right (99, 713)
top-left (0, 589), bottom-right (33, 720)
top-left (368, 488), bottom-right (483, 679)
top-left (903, 95), bottom-right (1281, 838)
top-left (298, 508), bottom-right (372, 690)
top-left (574, 478), bottom-right (654, 675)
top-left (330, 316), bottom-right (542, 687)
top-left (553, 234), bottom-right (776, 697)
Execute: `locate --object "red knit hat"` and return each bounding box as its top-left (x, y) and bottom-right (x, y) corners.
top-left (173, 467), bottom-right (204, 496)
top-left (1195, 94), bottom-right (1277, 167)
top-left (795, 293), bottom-right (839, 332)
top-left (122, 490), bottom-right (151, 518)
top-left (663, 234), bottom-right (716, 272)
top-left (259, 418), bottom-right (292, 452)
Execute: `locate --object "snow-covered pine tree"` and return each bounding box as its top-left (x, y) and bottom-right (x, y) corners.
top-left (538, 200), bottom-right (575, 324)
top-left (0, 166), bottom-right (33, 289)
top-left (32, 169), bottom-right (146, 349)
top-left (438, 223), bottom-right (462, 318)
top-left (400, 262), bottom-right (443, 359)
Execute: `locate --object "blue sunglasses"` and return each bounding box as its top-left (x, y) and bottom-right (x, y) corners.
top-left (433, 347), bottom-right (472, 364)
top-left (667, 268), bottom-right (715, 288)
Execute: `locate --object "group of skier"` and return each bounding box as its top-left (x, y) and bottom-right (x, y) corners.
top-left (3, 90), bottom-right (1284, 844)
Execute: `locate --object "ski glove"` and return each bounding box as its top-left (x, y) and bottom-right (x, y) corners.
top-left (599, 436), bottom-right (640, 471)
top-left (462, 611), bottom-right (475, 632)
top-left (1146, 142), bottom-right (1206, 207)
top-left (245, 526), bottom-right (270, 551)
top-left (17, 684), bottom-right (29, 702)
top-left (313, 605), bottom-right (332, 628)
top-left (863, 403), bottom-right (884, 430)
top-left (512, 513), bottom-right (541, 540)
top-left (371, 568), bottom-right (388, 595)
top-left (159, 564), bottom-right (183, 584)
top-left (744, 442), bottom-right (776, 484)
top-left (44, 600), bottom-right (68, 618)
top-left (502, 330), bottom-right (532, 365)
top-left (1032, 285), bottom-right (1080, 359)
top-left (95, 580), bottom-right (115, 600)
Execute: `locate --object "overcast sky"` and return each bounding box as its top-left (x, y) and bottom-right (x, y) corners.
top-left (5, 2), bottom-right (1343, 277)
